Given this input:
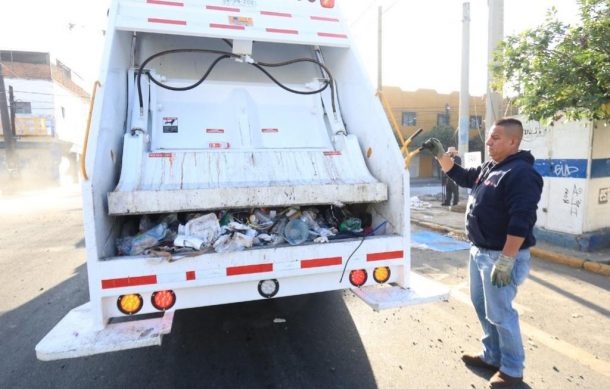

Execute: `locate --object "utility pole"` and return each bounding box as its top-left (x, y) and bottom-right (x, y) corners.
top-left (0, 64), bottom-right (17, 177)
top-left (485, 0), bottom-right (504, 160)
top-left (377, 5), bottom-right (383, 93)
top-left (458, 2), bottom-right (471, 159)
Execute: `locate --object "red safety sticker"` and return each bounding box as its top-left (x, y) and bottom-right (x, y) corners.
top-left (101, 275), bottom-right (157, 289)
top-left (206, 5), bottom-right (240, 12)
top-left (186, 271), bottom-right (196, 281)
top-left (323, 151), bottom-right (342, 156)
top-left (367, 250), bottom-right (404, 261)
top-left (301, 257), bottom-right (342, 269)
top-left (261, 128), bottom-right (279, 133)
top-left (206, 128), bottom-right (225, 133)
top-left (310, 15), bottom-right (339, 22)
top-left (209, 142), bottom-right (231, 149)
top-left (317, 32), bottom-right (347, 39)
top-left (149, 152), bottom-right (174, 158)
top-left (266, 28), bottom-right (298, 35)
top-left (148, 17), bottom-right (187, 25)
top-left (260, 11), bottom-right (292, 18)
top-left (210, 23), bottom-right (245, 30)
top-left (146, 0), bottom-right (184, 6)
top-left (227, 264), bottom-right (273, 276)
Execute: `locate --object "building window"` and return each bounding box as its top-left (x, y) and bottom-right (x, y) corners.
top-left (469, 115), bottom-right (482, 129)
top-left (14, 101), bottom-right (32, 114)
top-left (402, 111), bottom-right (416, 126)
top-left (437, 112), bottom-right (449, 127)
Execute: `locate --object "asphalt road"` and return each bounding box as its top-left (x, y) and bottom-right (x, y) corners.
top-left (0, 186), bottom-right (608, 389)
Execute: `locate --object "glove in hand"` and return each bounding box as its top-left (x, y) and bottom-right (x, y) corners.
top-left (421, 138), bottom-right (445, 158)
top-left (491, 254), bottom-right (515, 287)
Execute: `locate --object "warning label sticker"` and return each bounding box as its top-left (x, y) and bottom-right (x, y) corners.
top-left (163, 117), bottom-right (178, 133)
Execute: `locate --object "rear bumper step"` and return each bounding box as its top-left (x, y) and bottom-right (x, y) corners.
top-left (36, 302), bottom-right (174, 361)
top-left (352, 272), bottom-right (449, 311)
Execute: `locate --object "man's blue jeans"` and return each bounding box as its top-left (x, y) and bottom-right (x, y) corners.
top-left (469, 246), bottom-right (531, 377)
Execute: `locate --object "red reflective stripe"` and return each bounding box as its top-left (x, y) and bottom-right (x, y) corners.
top-left (260, 11), bottom-right (292, 17)
top-left (227, 264), bottom-right (273, 276)
top-left (310, 15), bottom-right (339, 22)
top-left (266, 28), bottom-right (298, 35)
top-left (186, 271), bottom-right (196, 281)
top-left (206, 5), bottom-right (240, 12)
top-left (101, 275), bottom-right (157, 289)
top-left (148, 18), bottom-right (187, 25)
top-left (206, 128), bottom-right (225, 133)
top-left (147, 0), bottom-right (184, 6)
top-left (301, 256), bottom-right (342, 268)
top-left (210, 23), bottom-right (245, 30)
top-left (149, 152), bottom-right (173, 158)
top-left (323, 151), bottom-right (341, 156)
top-left (367, 250), bottom-right (404, 261)
top-left (261, 128), bottom-right (278, 133)
top-left (317, 32), bottom-right (347, 39)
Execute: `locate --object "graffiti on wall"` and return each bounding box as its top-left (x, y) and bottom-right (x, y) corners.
top-left (562, 184), bottom-right (584, 216)
top-left (535, 159), bottom-right (588, 179)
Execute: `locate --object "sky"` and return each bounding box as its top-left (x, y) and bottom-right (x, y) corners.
top-left (0, 0), bottom-right (580, 96)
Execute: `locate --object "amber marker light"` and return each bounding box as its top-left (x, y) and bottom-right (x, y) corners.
top-left (349, 269), bottom-right (368, 287)
top-left (117, 294), bottom-right (143, 315)
top-left (373, 267), bottom-right (391, 284)
top-left (151, 290), bottom-right (176, 311)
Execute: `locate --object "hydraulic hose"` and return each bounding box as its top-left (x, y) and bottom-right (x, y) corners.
top-left (136, 49), bottom-right (337, 115)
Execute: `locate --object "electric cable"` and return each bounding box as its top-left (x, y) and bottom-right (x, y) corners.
top-left (339, 220), bottom-right (388, 283)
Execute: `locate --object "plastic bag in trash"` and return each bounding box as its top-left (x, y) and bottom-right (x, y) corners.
top-left (174, 213), bottom-right (220, 250)
top-left (117, 222), bottom-right (169, 256)
top-left (339, 217), bottom-right (363, 233)
top-left (214, 232), bottom-right (253, 253)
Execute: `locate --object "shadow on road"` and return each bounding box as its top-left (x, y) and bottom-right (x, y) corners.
top-left (0, 267), bottom-right (377, 389)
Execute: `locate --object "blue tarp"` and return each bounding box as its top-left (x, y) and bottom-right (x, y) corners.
top-left (411, 231), bottom-right (470, 252)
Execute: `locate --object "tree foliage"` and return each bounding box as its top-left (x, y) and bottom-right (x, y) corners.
top-left (492, 0), bottom-right (610, 121)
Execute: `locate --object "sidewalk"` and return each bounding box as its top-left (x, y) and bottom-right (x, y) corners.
top-left (410, 194), bottom-right (610, 277)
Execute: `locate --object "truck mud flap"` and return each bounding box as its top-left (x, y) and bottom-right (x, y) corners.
top-left (352, 272), bottom-right (449, 311)
top-left (36, 302), bottom-right (174, 361)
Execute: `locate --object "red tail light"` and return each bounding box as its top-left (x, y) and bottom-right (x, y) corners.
top-left (349, 269), bottom-right (368, 287)
top-left (151, 290), bottom-right (176, 311)
top-left (320, 0), bottom-right (335, 9)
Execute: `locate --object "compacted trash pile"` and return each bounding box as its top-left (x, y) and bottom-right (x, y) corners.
top-left (116, 204), bottom-right (373, 257)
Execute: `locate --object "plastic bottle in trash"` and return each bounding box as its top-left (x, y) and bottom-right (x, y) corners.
top-left (283, 219), bottom-right (309, 245)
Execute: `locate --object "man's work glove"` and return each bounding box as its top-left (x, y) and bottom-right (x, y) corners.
top-left (491, 254), bottom-right (516, 287)
top-left (421, 138), bottom-right (445, 158)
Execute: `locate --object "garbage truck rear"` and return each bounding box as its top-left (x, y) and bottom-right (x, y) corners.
top-left (36, 0), bottom-right (448, 361)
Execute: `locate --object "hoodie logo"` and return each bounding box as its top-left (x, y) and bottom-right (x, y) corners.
top-left (483, 170), bottom-right (510, 187)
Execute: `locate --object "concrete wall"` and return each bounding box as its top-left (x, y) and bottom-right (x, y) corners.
top-left (585, 122), bottom-right (610, 231)
top-left (521, 117), bottom-right (610, 243)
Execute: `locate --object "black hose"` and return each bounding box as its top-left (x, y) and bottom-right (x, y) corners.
top-left (136, 49), bottom-right (337, 115)
top-left (137, 48), bottom-right (239, 113)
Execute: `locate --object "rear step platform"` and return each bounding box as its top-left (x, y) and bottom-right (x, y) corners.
top-left (353, 272), bottom-right (449, 311)
top-left (36, 303), bottom-right (174, 361)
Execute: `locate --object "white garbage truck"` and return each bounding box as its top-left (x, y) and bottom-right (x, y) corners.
top-left (36, 0), bottom-right (448, 361)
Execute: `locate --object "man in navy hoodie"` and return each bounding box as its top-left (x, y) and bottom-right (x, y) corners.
top-left (422, 118), bottom-right (543, 388)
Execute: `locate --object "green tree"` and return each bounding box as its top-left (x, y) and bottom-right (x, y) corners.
top-left (492, 0), bottom-right (610, 121)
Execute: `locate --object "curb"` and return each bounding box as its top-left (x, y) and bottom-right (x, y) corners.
top-left (411, 219), bottom-right (610, 277)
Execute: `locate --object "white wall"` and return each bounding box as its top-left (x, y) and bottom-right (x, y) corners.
top-left (4, 78), bottom-right (55, 136)
top-left (585, 122), bottom-right (610, 231)
top-left (52, 82), bottom-right (89, 148)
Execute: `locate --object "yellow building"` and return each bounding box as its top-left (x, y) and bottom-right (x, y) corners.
top-left (382, 87), bottom-right (487, 178)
